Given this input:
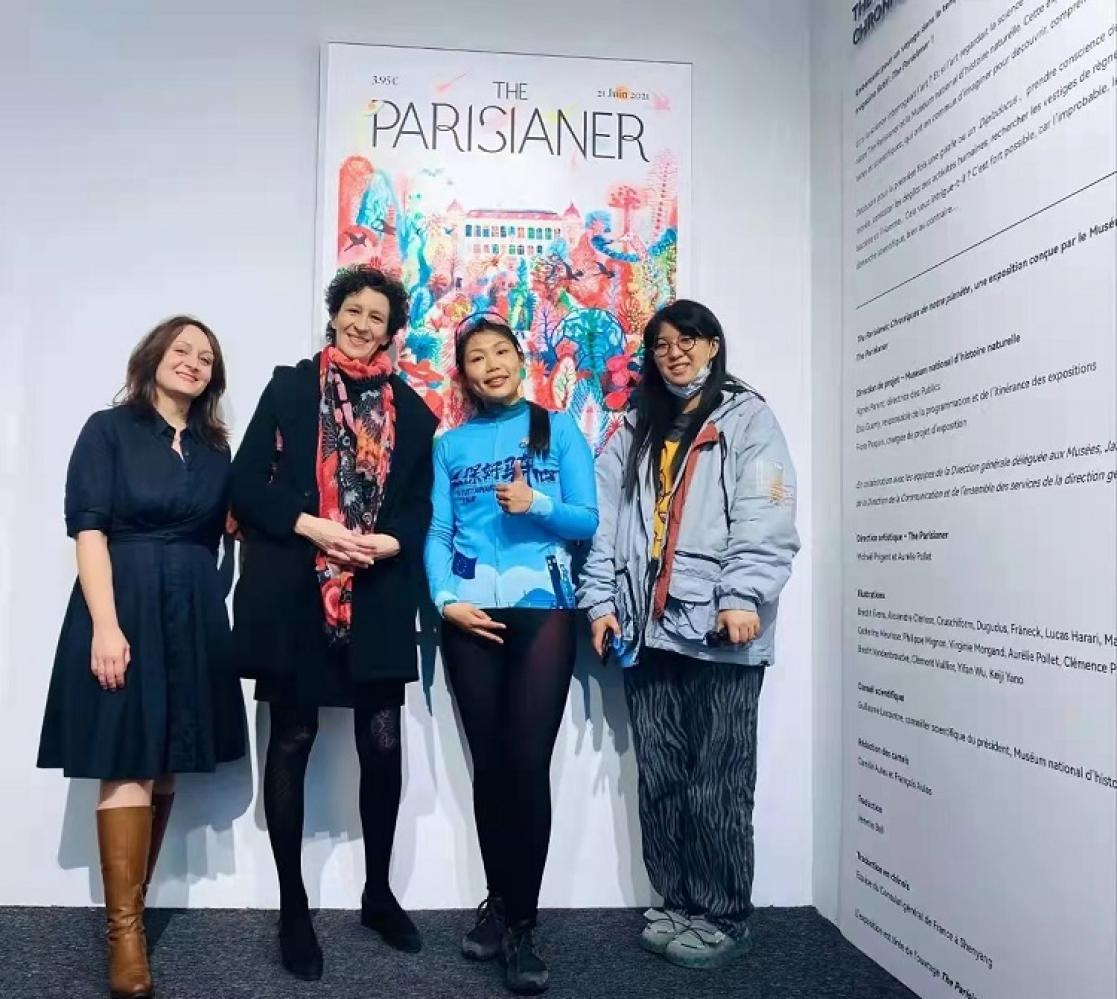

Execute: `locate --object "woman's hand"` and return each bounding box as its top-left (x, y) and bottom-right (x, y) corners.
top-left (324, 532), bottom-right (400, 571)
top-left (495, 461), bottom-right (534, 515)
top-left (295, 514), bottom-right (375, 566)
top-left (717, 609), bottom-right (761, 645)
top-left (590, 614), bottom-right (622, 658)
top-left (91, 625), bottom-right (131, 691)
top-left (443, 603), bottom-right (507, 644)
top-left (352, 533), bottom-right (401, 560)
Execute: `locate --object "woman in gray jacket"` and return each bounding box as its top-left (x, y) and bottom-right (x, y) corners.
top-left (577, 299), bottom-right (799, 969)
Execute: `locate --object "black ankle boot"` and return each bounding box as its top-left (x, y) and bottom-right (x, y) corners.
top-left (462, 894), bottom-right (505, 960)
top-left (278, 907), bottom-right (323, 981)
top-left (500, 920), bottom-right (549, 995)
top-left (360, 887), bottom-right (423, 953)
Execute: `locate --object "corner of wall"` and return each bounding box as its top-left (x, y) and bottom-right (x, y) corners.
top-left (808, 0), bottom-right (847, 926)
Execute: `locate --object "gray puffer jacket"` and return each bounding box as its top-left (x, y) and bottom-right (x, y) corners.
top-left (576, 380), bottom-right (799, 666)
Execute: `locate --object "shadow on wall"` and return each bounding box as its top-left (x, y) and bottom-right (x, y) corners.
top-left (55, 752), bottom-right (255, 906)
top-left (53, 602), bottom-right (650, 910)
top-left (556, 626), bottom-right (648, 904)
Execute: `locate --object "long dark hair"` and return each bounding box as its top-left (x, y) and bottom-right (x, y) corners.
top-left (622, 299), bottom-right (729, 497)
top-left (116, 315), bottom-right (229, 449)
top-left (454, 313), bottom-right (551, 456)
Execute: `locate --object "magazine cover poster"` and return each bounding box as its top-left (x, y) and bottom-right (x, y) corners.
top-left (319, 43), bottom-right (692, 449)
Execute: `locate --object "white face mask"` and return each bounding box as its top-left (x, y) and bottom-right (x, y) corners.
top-left (664, 364), bottom-right (711, 400)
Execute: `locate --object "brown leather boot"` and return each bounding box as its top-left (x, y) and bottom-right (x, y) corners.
top-left (143, 793), bottom-right (174, 900)
top-left (97, 806), bottom-right (153, 999)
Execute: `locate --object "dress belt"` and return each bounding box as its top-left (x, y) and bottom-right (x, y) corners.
top-left (109, 531), bottom-right (213, 549)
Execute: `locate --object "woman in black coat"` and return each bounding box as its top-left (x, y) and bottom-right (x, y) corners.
top-left (230, 266), bottom-right (436, 981)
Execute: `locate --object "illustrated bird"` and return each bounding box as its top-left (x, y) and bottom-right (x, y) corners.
top-left (345, 232), bottom-right (370, 250)
top-left (435, 72), bottom-right (469, 93)
top-left (544, 256), bottom-right (585, 283)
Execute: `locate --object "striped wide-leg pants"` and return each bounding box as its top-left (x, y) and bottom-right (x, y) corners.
top-left (624, 648), bottom-right (765, 939)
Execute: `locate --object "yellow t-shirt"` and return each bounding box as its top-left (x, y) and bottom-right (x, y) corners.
top-left (651, 439), bottom-right (682, 560)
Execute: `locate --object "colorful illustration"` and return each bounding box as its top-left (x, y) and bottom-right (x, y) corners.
top-left (320, 45), bottom-right (691, 451)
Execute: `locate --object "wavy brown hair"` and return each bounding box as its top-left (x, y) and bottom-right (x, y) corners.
top-left (116, 315), bottom-right (229, 449)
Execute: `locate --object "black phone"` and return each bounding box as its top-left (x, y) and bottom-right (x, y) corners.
top-left (600, 628), bottom-right (615, 663)
top-left (703, 627), bottom-right (731, 647)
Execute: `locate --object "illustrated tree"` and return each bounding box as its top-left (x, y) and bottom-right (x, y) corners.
top-left (617, 287), bottom-right (653, 341)
top-left (445, 240), bottom-right (463, 288)
top-left (531, 298), bottom-right (564, 365)
top-left (607, 184), bottom-right (644, 236)
top-left (558, 308), bottom-right (625, 383)
top-left (338, 156), bottom-right (374, 233)
top-left (506, 257), bottom-right (536, 332)
top-left (644, 152), bottom-right (678, 237)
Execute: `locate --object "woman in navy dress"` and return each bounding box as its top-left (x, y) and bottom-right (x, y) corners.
top-left (37, 316), bottom-right (247, 999)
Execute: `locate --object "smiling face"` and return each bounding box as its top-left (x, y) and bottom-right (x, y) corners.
top-left (461, 330), bottom-right (523, 407)
top-left (652, 321), bottom-right (720, 388)
top-left (153, 324), bottom-right (214, 403)
top-left (332, 288), bottom-right (391, 361)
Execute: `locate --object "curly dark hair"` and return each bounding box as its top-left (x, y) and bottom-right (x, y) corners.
top-left (324, 266), bottom-right (410, 342)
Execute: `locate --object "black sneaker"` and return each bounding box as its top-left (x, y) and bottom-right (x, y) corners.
top-left (500, 921), bottom-right (549, 995)
top-left (278, 909), bottom-right (323, 981)
top-left (461, 894), bottom-right (505, 961)
top-left (360, 888), bottom-right (423, 953)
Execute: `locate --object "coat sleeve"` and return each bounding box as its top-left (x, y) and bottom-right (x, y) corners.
top-left (575, 425), bottom-right (627, 622)
top-left (230, 375), bottom-right (312, 540)
top-left (716, 405), bottom-right (800, 613)
top-left (378, 409), bottom-right (436, 556)
top-left (423, 434), bottom-right (459, 612)
top-left (525, 414), bottom-right (599, 541)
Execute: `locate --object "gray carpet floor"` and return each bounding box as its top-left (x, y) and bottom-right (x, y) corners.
top-left (0, 905), bottom-right (918, 999)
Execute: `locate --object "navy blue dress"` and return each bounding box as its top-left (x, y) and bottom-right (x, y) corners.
top-left (37, 405), bottom-right (247, 779)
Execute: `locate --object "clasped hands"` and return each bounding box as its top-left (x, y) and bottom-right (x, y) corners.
top-left (295, 514), bottom-right (399, 569)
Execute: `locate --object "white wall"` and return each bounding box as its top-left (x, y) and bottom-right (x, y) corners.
top-left (0, 0), bottom-right (814, 910)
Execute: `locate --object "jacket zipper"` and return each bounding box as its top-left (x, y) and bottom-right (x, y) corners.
top-left (654, 433), bottom-right (721, 586)
top-left (616, 566), bottom-right (639, 621)
top-left (629, 393), bottom-right (749, 617)
top-left (493, 424), bottom-right (503, 605)
top-left (718, 431), bottom-right (730, 531)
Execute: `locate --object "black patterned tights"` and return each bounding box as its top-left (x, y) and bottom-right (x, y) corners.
top-left (263, 704), bottom-right (403, 915)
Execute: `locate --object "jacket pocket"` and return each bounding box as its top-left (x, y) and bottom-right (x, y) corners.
top-left (614, 565), bottom-right (640, 646)
top-left (663, 552), bottom-right (720, 643)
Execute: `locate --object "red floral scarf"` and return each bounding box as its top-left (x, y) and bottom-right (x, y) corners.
top-left (316, 345), bottom-right (396, 643)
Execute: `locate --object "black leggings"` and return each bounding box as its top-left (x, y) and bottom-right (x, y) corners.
top-left (263, 704), bottom-right (402, 914)
top-left (441, 609), bottom-right (575, 925)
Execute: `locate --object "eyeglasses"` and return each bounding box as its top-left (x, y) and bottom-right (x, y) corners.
top-left (652, 334), bottom-right (700, 358)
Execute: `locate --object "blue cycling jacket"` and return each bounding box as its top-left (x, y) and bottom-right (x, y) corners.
top-left (425, 400), bottom-right (599, 612)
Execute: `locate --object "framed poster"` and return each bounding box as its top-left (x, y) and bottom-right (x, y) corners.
top-left (318, 43), bottom-right (691, 449)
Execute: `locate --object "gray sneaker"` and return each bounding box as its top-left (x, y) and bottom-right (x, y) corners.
top-left (663, 917), bottom-right (750, 969)
top-left (639, 907), bottom-right (690, 955)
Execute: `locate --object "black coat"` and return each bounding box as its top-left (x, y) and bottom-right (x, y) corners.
top-left (229, 355), bottom-right (437, 684)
